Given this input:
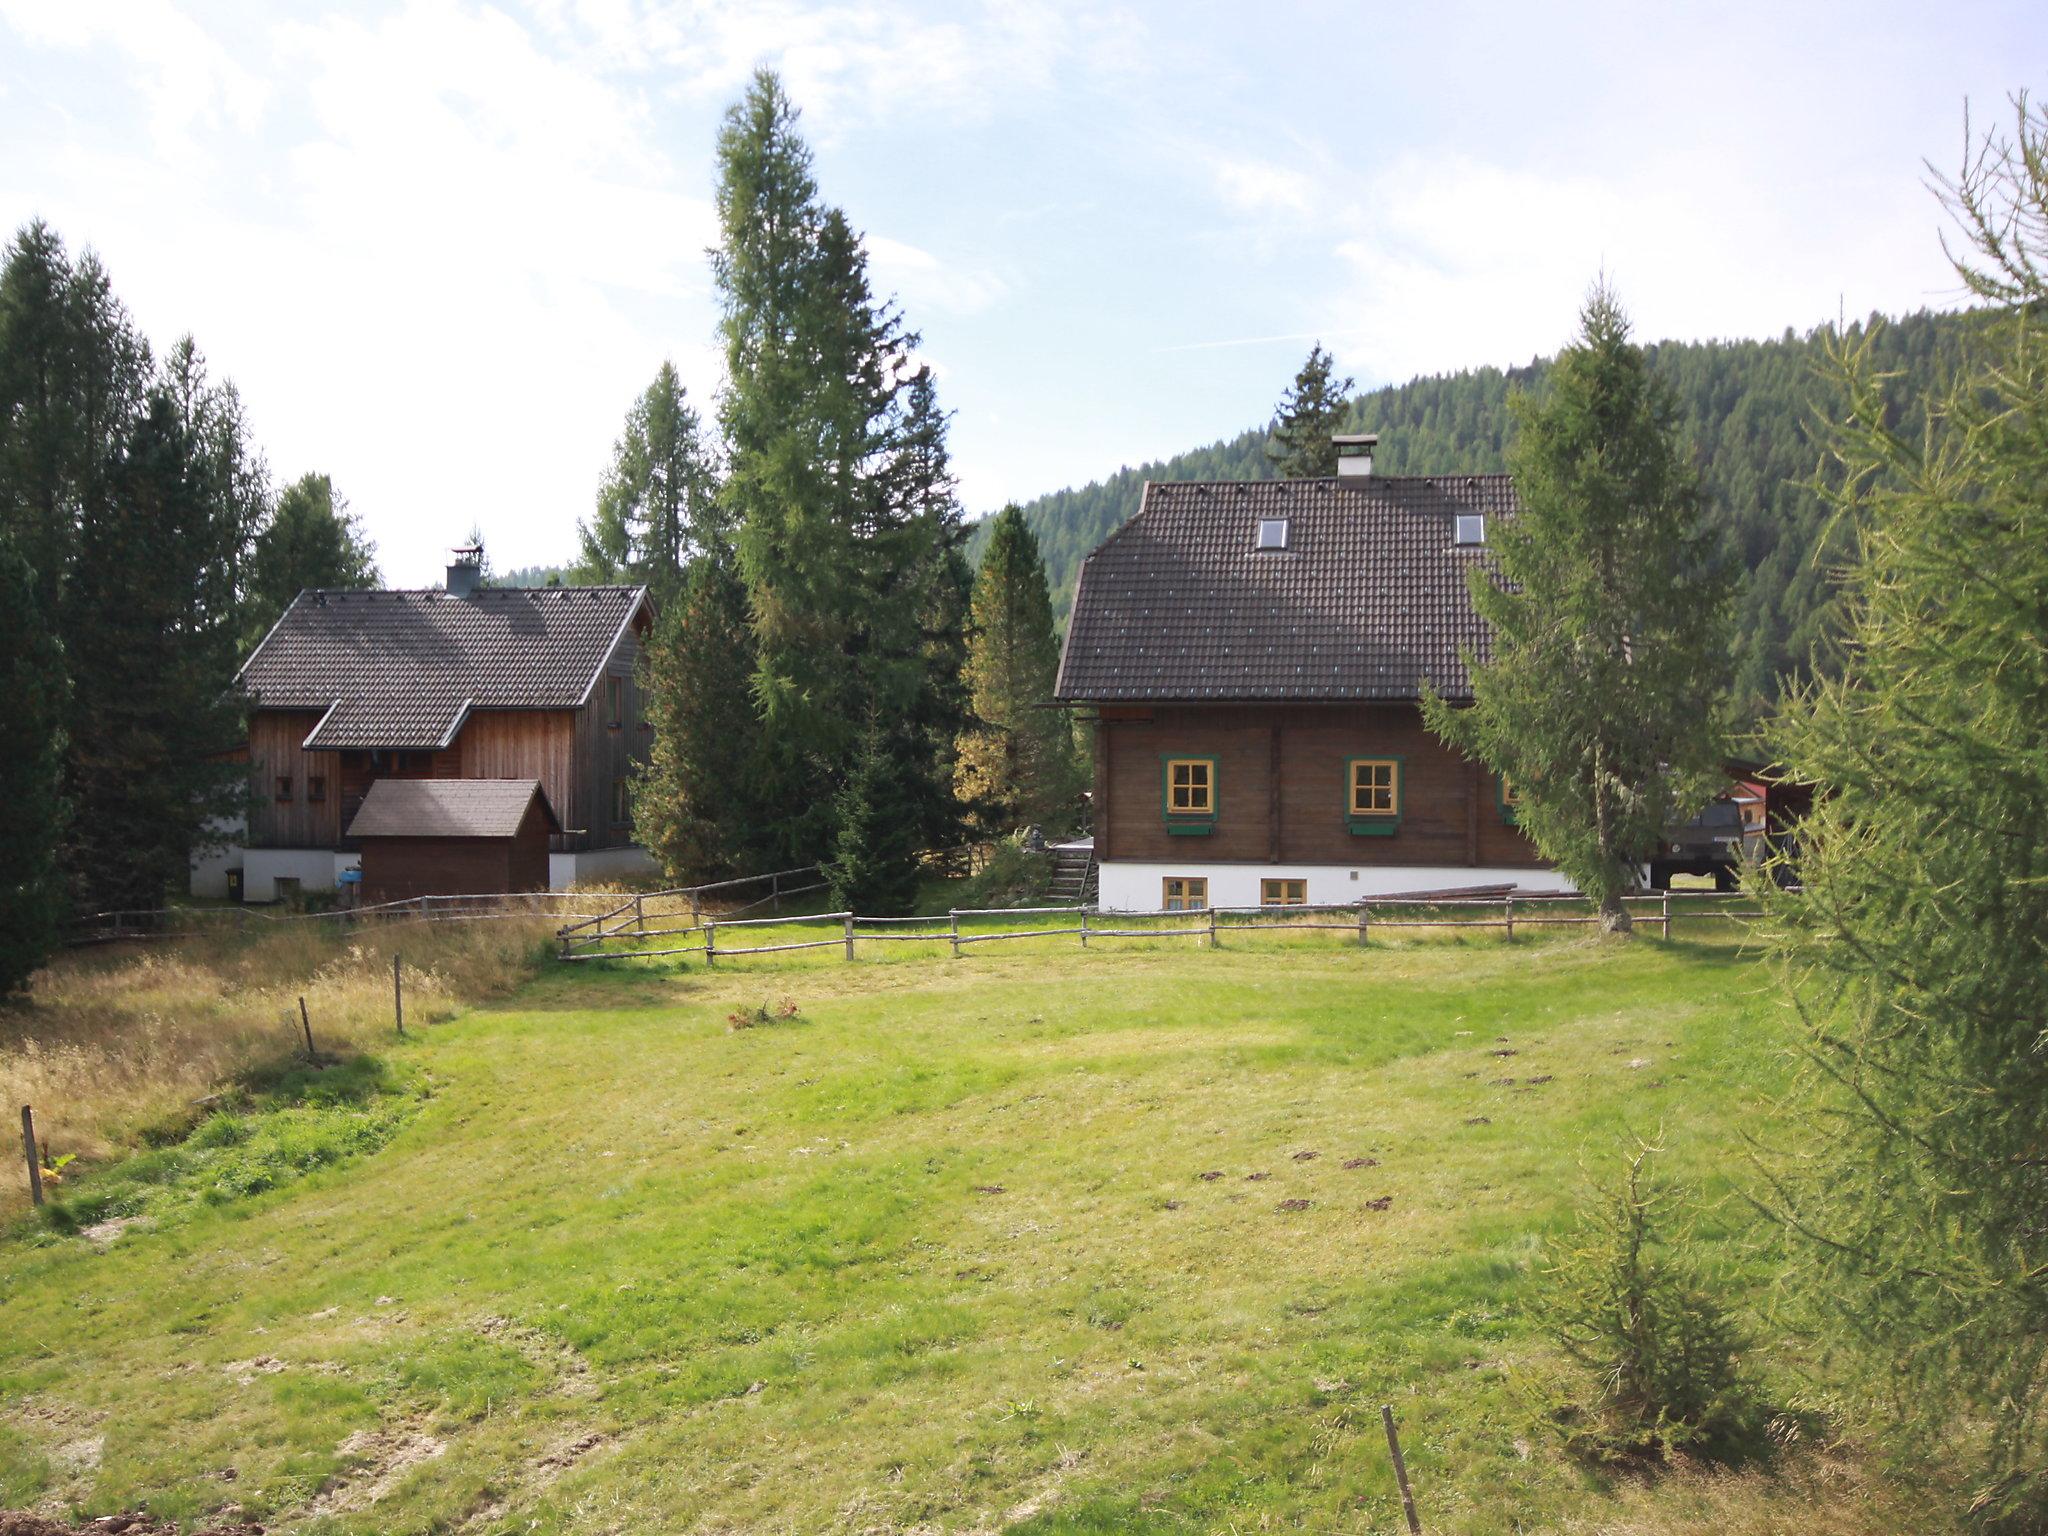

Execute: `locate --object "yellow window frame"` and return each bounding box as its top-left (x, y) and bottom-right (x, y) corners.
top-left (1162, 876), bottom-right (1208, 911)
top-left (1166, 758), bottom-right (1214, 815)
top-left (1349, 758), bottom-right (1400, 817)
top-left (1261, 878), bottom-right (1307, 907)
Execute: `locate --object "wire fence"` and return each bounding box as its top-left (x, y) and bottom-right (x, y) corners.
top-left (557, 889), bottom-right (1766, 965)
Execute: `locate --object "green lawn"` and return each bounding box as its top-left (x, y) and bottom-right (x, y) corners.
top-left (0, 930), bottom-right (1926, 1534)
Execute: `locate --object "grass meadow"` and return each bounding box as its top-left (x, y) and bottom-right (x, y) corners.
top-left (0, 919), bottom-right (1941, 1534)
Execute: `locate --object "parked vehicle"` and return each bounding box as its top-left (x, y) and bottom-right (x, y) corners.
top-left (1649, 797), bottom-right (1758, 891)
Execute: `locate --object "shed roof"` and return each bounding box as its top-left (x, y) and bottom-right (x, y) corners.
top-left (1054, 475), bottom-right (1515, 703)
top-left (238, 585), bottom-right (647, 749)
top-left (343, 778), bottom-right (559, 840)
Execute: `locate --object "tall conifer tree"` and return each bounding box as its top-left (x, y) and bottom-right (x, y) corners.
top-left (634, 549), bottom-right (765, 881)
top-left (1423, 285), bottom-right (1732, 931)
top-left (1266, 343), bottom-right (1354, 477)
top-left (67, 390), bottom-right (247, 912)
top-left (710, 70), bottom-right (970, 863)
top-left (1757, 97), bottom-right (2048, 1520)
top-left (955, 505), bottom-right (1076, 832)
top-left (575, 360), bottom-right (721, 595)
top-left (244, 472), bottom-right (379, 644)
top-left (0, 532), bottom-right (68, 992)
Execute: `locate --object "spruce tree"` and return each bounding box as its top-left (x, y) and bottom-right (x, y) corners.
top-left (634, 550), bottom-right (764, 881)
top-left (1266, 343), bottom-right (1354, 477)
top-left (244, 472), bottom-right (378, 645)
top-left (955, 505), bottom-right (1077, 833)
top-left (711, 70), bottom-right (971, 864)
top-left (1756, 97), bottom-right (2048, 1521)
top-left (0, 532), bottom-right (68, 993)
top-left (66, 390), bottom-right (247, 913)
top-left (1423, 285), bottom-right (1732, 932)
top-left (823, 719), bottom-right (924, 915)
top-left (575, 360), bottom-right (721, 595)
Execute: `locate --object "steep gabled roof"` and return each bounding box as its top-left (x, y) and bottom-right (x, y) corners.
top-left (1053, 475), bottom-right (1515, 703)
top-left (344, 778), bottom-right (559, 839)
top-left (237, 585), bottom-right (647, 749)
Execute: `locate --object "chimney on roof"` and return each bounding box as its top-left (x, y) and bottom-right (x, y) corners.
top-left (1333, 433), bottom-right (1378, 479)
top-left (446, 545), bottom-right (483, 598)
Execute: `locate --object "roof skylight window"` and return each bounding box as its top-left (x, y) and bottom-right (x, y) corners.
top-left (1454, 513), bottom-right (1486, 546)
top-left (1256, 518), bottom-right (1290, 551)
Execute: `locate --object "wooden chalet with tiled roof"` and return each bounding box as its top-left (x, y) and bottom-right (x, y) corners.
top-left (198, 551), bottom-right (657, 901)
top-left (1054, 436), bottom-right (1568, 912)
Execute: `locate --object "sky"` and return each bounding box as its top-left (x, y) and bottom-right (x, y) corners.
top-left (1, 1), bottom-right (2039, 585)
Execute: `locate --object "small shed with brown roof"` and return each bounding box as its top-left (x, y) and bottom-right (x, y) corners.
top-left (345, 778), bottom-right (560, 903)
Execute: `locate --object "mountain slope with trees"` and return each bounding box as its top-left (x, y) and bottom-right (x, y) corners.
top-left (995, 310), bottom-right (1976, 712)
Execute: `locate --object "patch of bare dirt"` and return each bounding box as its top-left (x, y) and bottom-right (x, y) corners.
top-left (474, 1314), bottom-right (596, 1398)
top-left (1342, 1156), bottom-right (1379, 1170)
top-left (310, 1427), bottom-right (446, 1515)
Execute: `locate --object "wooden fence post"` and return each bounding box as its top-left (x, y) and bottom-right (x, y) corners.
top-left (689, 890), bottom-right (701, 928)
top-left (1358, 902), bottom-right (1370, 947)
top-left (772, 872), bottom-right (781, 914)
top-left (949, 910), bottom-right (960, 960)
top-left (20, 1105), bottom-right (43, 1208)
top-left (634, 893), bottom-right (645, 935)
top-left (1207, 903), bottom-right (1218, 948)
top-left (1381, 1405), bottom-right (1424, 1535)
top-left (1504, 894), bottom-right (1514, 942)
top-left (844, 913), bottom-right (855, 961)
top-left (704, 921), bottom-right (717, 967)
top-left (298, 996), bottom-right (315, 1059)
top-left (393, 953), bottom-right (405, 1037)
top-left (1079, 909), bottom-right (1089, 950)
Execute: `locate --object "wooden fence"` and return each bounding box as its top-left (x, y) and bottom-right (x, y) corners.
top-left (557, 889), bottom-right (1765, 965)
top-left (67, 890), bottom-right (616, 946)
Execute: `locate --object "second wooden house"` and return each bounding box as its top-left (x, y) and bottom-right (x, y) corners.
top-left (205, 554), bottom-right (656, 901)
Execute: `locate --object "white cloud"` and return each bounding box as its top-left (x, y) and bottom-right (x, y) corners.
top-left (0, 0), bottom-right (268, 156)
top-left (1211, 155), bottom-right (1313, 216)
top-left (867, 234), bottom-right (1006, 317)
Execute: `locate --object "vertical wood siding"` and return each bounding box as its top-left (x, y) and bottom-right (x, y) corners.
top-left (248, 712), bottom-right (342, 847)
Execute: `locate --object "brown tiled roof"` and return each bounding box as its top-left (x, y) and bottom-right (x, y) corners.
top-left (344, 778), bottom-right (559, 839)
top-left (1054, 475), bottom-right (1515, 703)
top-left (238, 586), bottom-right (646, 749)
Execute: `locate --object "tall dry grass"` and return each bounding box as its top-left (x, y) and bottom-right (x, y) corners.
top-left (0, 916), bottom-right (555, 1215)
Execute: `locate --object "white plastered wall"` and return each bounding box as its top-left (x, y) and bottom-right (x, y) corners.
top-left (1096, 861), bottom-right (1580, 912)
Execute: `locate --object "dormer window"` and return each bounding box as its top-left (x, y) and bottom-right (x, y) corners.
top-left (1454, 513), bottom-right (1486, 546)
top-left (1256, 518), bottom-right (1290, 551)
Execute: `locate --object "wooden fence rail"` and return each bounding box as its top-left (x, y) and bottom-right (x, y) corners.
top-left (557, 890), bottom-right (1765, 964)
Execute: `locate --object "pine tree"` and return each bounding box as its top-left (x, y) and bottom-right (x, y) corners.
top-left (575, 361), bottom-right (721, 595)
top-left (1756, 97), bottom-right (2048, 1521)
top-left (1266, 343), bottom-right (1354, 478)
top-left (0, 221), bottom-right (149, 620)
top-left (1423, 284), bottom-right (1733, 932)
top-left (244, 472), bottom-right (378, 645)
top-left (0, 531), bottom-right (68, 994)
top-left (66, 390), bottom-right (247, 912)
top-left (634, 550), bottom-right (763, 881)
top-left (955, 505), bottom-right (1077, 832)
top-left (711, 70), bottom-right (971, 864)
top-left (823, 719), bottom-right (924, 915)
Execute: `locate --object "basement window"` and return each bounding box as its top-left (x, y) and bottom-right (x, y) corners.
top-left (1261, 878), bottom-right (1307, 907)
top-left (1162, 876), bottom-right (1208, 912)
top-left (1454, 513), bottom-right (1486, 546)
top-left (1256, 518), bottom-right (1290, 551)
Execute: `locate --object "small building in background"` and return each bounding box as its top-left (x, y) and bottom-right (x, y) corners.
top-left (200, 548), bottom-right (657, 901)
top-left (346, 778), bottom-right (560, 904)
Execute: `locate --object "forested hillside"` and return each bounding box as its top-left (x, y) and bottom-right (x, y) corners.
top-left (995, 310), bottom-right (1975, 711)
